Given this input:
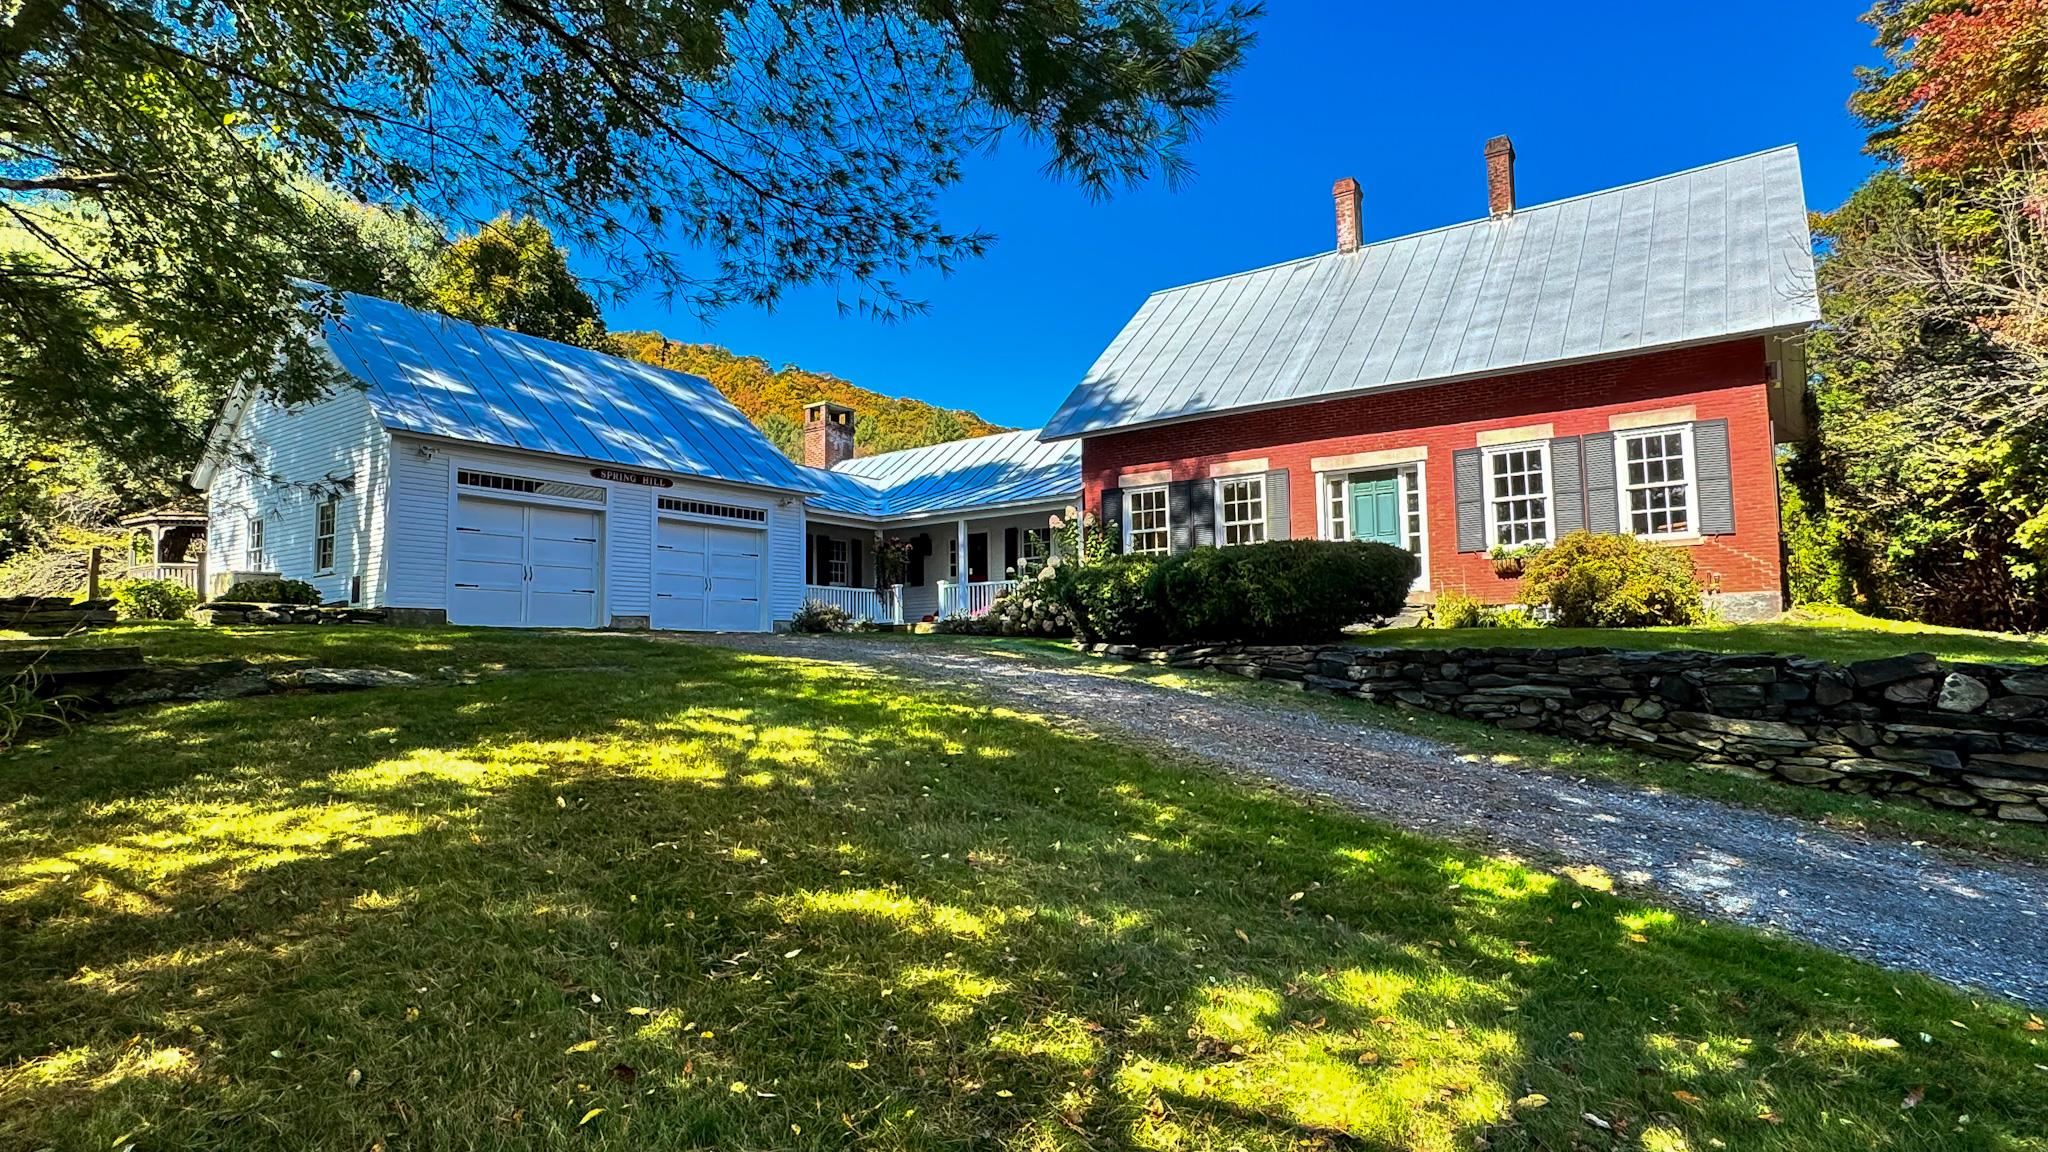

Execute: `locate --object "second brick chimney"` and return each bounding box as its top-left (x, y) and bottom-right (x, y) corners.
top-left (1333, 177), bottom-right (1363, 253)
top-left (802, 402), bottom-right (856, 469)
top-left (1484, 135), bottom-right (1516, 216)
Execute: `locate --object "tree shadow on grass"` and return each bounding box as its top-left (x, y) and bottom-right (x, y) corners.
top-left (2, 640), bottom-right (2044, 1151)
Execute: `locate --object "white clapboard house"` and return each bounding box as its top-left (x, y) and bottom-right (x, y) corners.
top-left (194, 292), bottom-right (1080, 630)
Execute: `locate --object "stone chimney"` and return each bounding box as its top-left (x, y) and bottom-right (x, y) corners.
top-left (1333, 177), bottom-right (1363, 253)
top-left (802, 402), bottom-right (856, 469)
top-left (1485, 135), bottom-right (1516, 216)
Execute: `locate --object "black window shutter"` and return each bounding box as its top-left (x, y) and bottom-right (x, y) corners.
top-left (909, 538), bottom-right (926, 587)
top-left (1099, 489), bottom-right (1123, 550)
top-left (851, 538), bottom-right (863, 588)
top-left (1190, 480), bottom-right (1216, 548)
top-left (1453, 448), bottom-right (1485, 552)
top-left (1549, 436), bottom-right (1585, 536)
top-left (1167, 481), bottom-right (1194, 553)
top-left (1264, 469), bottom-right (1291, 540)
top-left (1583, 433), bottom-right (1620, 534)
top-left (1694, 418), bottom-right (1735, 534)
top-left (1003, 526), bottom-right (1019, 575)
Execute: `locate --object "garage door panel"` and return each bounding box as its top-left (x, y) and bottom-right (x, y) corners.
top-left (653, 518), bottom-right (761, 632)
top-left (450, 495), bottom-right (601, 628)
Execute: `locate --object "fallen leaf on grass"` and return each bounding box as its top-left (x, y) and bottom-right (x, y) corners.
top-left (1902, 1086), bottom-right (1925, 1109)
top-left (1233, 928), bottom-right (1249, 945)
top-left (345, 1068), bottom-right (362, 1089)
top-left (1672, 1090), bottom-right (1702, 1106)
top-left (577, 1107), bottom-right (604, 1126)
top-left (1513, 1094), bottom-right (1549, 1111)
top-left (565, 1040), bottom-right (599, 1054)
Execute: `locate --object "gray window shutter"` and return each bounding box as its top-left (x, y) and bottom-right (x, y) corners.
top-left (1453, 448), bottom-right (1485, 552)
top-left (1694, 418), bottom-right (1735, 535)
top-left (1264, 469), bottom-right (1291, 540)
top-left (1099, 489), bottom-right (1123, 550)
top-left (1549, 436), bottom-right (1584, 536)
top-left (1168, 481), bottom-right (1194, 553)
top-left (1190, 479), bottom-right (1216, 548)
top-left (1582, 433), bottom-right (1620, 534)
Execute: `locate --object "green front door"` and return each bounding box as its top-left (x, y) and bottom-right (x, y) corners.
top-left (1349, 471), bottom-right (1404, 547)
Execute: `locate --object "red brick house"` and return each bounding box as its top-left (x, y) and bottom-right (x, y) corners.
top-left (1040, 139), bottom-right (1820, 619)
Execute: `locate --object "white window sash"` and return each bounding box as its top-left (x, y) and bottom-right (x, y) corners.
top-left (1614, 423), bottom-right (1699, 540)
top-left (827, 538), bottom-right (850, 586)
top-left (1122, 485), bottom-right (1171, 555)
top-left (1214, 475), bottom-right (1266, 547)
top-left (1481, 441), bottom-right (1554, 547)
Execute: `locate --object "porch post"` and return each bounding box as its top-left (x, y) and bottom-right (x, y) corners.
top-left (955, 518), bottom-right (968, 583)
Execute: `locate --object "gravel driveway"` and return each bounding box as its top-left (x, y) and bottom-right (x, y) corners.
top-left (692, 633), bottom-right (2048, 1005)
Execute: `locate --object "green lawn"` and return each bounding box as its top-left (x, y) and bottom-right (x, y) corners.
top-left (3, 625), bottom-right (2046, 1150)
top-left (1356, 606), bottom-right (2048, 666)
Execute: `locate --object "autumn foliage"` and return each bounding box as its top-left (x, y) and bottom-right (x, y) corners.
top-left (1857, 0), bottom-right (2048, 176)
top-left (607, 332), bottom-right (1008, 461)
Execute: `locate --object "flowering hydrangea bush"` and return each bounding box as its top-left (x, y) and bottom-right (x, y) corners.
top-left (981, 563), bottom-right (1075, 636)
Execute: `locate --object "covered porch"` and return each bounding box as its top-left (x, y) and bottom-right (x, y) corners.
top-left (117, 507), bottom-right (210, 596)
top-left (806, 501), bottom-right (1067, 623)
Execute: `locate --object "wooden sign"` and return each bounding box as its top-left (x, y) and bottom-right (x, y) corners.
top-left (592, 467), bottom-right (673, 488)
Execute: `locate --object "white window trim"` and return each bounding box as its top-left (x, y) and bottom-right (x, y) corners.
top-left (1122, 485), bottom-right (1171, 555)
top-left (826, 537), bottom-right (850, 586)
top-left (1319, 467), bottom-right (1430, 591)
top-left (1213, 474), bottom-right (1266, 547)
top-left (314, 498), bottom-right (339, 573)
top-left (1480, 441), bottom-right (1554, 548)
top-left (1019, 526), bottom-right (1052, 572)
top-left (1615, 422), bottom-right (1701, 542)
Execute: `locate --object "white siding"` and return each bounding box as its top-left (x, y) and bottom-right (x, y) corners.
top-left (386, 437), bottom-right (452, 609)
top-left (608, 485), bottom-right (654, 618)
top-left (772, 502), bottom-right (807, 625)
top-left (203, 384), bottom-right (386, 604)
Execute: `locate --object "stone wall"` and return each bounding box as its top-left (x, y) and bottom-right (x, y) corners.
top-left (194, 603), bottom-right (389, 626)
top-left (1082, 641), bottom-right (2048, 823)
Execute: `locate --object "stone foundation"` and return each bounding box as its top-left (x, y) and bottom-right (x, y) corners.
top-left (1083, 641), bottom-right (2048, 822)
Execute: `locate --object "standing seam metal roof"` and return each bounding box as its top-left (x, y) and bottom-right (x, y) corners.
top-left (321, 292), bottom-right (817, 493)
top-left (803, 429), bottom-right (1081, 519)
top-left (1041, 146), bottom-right (1820, 441)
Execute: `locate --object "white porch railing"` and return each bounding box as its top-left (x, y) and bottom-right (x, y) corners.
top-left (936, 579), bottom-right (1019, 619)
top-left (125, 562), bottom-right (202, 594)
top-left (803, 584), bottom-right (904, 625)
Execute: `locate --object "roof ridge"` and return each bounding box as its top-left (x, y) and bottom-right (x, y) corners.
top-left (1139, 145), bottom-right (1802, 300)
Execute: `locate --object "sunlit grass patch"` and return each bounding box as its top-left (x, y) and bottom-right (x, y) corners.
top-left (2, 627), bottom-right (2045, 1150)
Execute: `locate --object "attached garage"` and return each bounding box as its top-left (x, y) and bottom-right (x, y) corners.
top-left (654, 504), bottom-right (767, 633)
top-left (451, 493), bottom-right (603, 628)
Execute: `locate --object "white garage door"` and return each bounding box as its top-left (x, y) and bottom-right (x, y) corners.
top-left (451, 496), bottom-right (600, 628)
top-left (654, 519), bottom-right (764, 632)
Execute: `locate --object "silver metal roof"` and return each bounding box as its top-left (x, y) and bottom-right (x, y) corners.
top-left (322, 292), bottom-right (816, 493)
top-left (805, 429), bottom-right (1081, 520)
top-left (1042, 146), bottom-right (1819, 440)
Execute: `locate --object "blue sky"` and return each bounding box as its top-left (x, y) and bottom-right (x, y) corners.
top-left (598, 2), bottom-right (1884, 431)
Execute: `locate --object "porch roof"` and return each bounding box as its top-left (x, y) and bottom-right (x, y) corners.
top-left (804, 429), bottom-right (1081, 520)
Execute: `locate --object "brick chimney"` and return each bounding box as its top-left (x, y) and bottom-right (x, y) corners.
top-left (1332, 176), bottom-right (1363, 253)
top-left (1484, 135), bottom-right (1516, 216)
top-left (802, 401), bottom-right (856, 469)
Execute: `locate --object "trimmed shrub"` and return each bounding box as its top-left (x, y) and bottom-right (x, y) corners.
top-left (1426, 588), bottom-right (1540, 629)
top-left (1519, 531), bottom-right (1705, 628)
top-left (1065, 541), bottom-right (1417, 645)
top-left (791, 599), bottom-right (861, 633)
top-left (1065, 554), bottom-right (1162, 645)
top-left (217, 578), bottom-right (323, 605)
top-left (109, 578), bottom-right (198, 621)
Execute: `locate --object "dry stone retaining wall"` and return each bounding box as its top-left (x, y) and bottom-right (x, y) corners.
top-left (195, 603), bottom-right (389, 626)
top-left (1082, 641), bottom-right (2048, 822)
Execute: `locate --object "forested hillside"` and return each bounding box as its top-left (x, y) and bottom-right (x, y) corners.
top-left (609, 333), bottom-right (1009, 460)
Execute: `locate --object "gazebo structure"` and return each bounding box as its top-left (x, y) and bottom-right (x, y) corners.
top-left (118, 506), bottom-right (209, 596)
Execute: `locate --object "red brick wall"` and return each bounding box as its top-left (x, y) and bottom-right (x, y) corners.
top-left (1079, 338), bottom-right (1784, 603)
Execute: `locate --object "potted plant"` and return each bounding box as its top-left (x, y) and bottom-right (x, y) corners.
top-left (1489, 542), bottom-right (1543, 579)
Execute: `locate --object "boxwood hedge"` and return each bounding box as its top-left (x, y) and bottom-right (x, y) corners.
top-left (1064, 540), bottom-right (1416, 645)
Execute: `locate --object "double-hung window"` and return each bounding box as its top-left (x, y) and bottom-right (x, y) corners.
top-left (246, 515), bottom-right (267, 570)
top-left (1019, 527), bottom-right (1052, 572)
top-left (1618, 425), bottom-right (1695, 538)
top-left (1217, 476), bottom-right (1266, 546)
top-left (313, 498), bottom-right (338, 572)
top-left (826, 538), bottom-right (850, 585)
top-left (1484, 443), bottom-right (1551, 547)
top-left (1124, 486), bottom-right (1170, 555)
